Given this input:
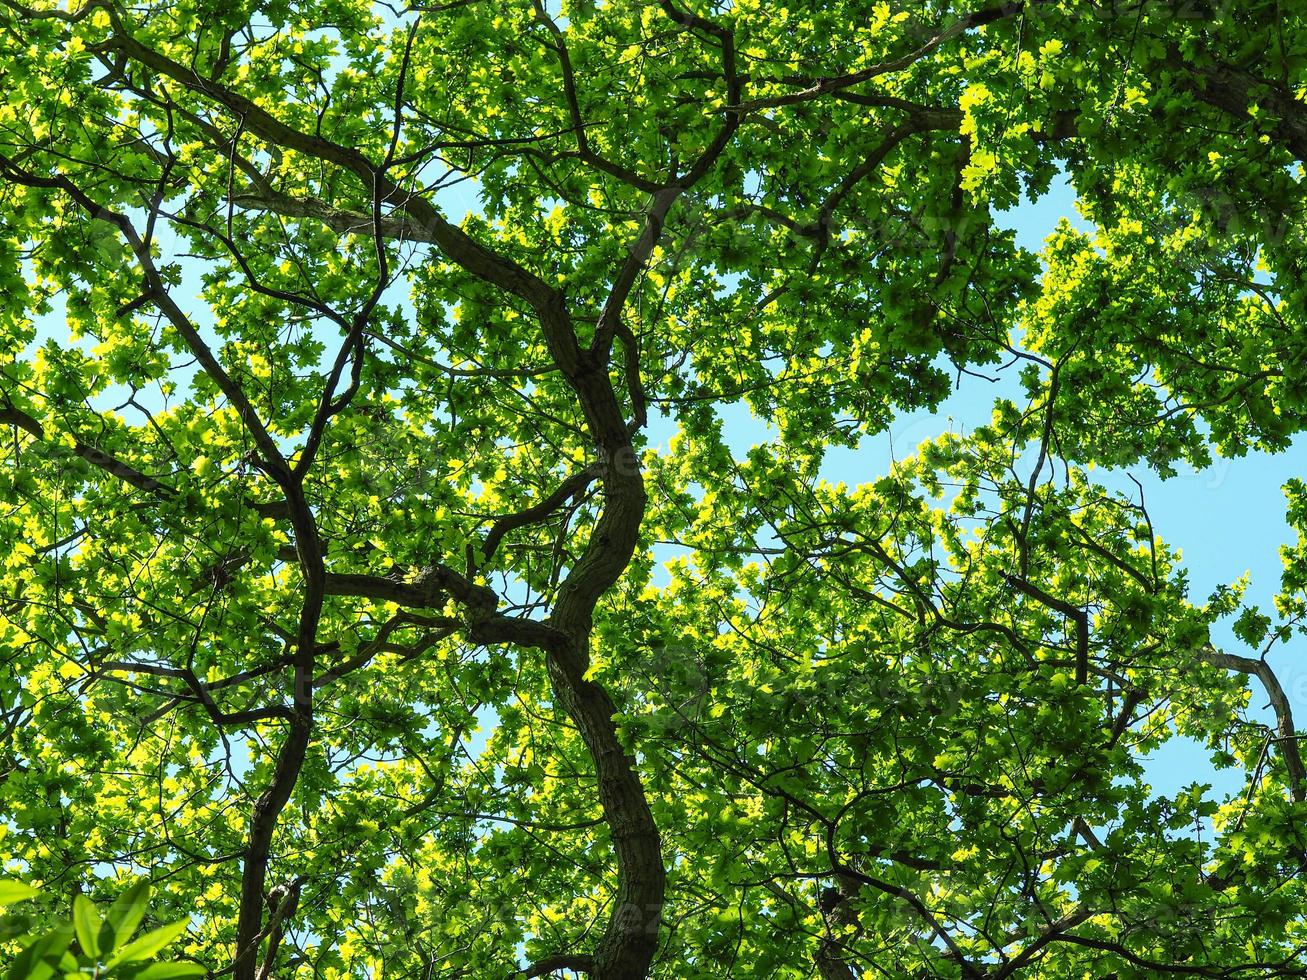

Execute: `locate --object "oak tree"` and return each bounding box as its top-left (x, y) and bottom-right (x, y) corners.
top-left (2, 0), bottom-right (1306, 977)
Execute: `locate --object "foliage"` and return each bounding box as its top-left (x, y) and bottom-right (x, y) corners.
top-left (0, 880), bottom-right (201, 979)
top-left (0, 0), bottom-right (1305, 977)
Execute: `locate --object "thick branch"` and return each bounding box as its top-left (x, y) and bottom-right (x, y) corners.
top-left (480, 464), bottom-right (601, 566)
top-left (0, 406), bottom-right (287, 521)
top-left (323, 565), bottom-right (496, 612)
top-left (1199, 645), bottom-right (1305, 803)
top-left (1005, 575), bottom-right (1089, 686)
top-left (0, 406), bottom-right (176, 498)
top-left (1168, 49), bottom-right (1307, 162)
top-left (517, 953), bottom-right (595, 979)
top-left (100, 27), bottom-right (562, 314)
top-left (0, 156), bottom-right (289, 480)
top-left (730, 2), bottom-right (1030, 115)
top-left (531, 0), bottom-right (660, 193)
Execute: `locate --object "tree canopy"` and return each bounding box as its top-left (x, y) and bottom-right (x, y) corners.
top-left (1, 0), bottom-right (1306, 977)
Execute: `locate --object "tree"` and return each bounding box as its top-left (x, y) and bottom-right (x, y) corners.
top-left (1, 0), bottom-right (1304, 976)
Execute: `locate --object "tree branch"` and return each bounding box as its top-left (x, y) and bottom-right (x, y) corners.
top-left (516, 954), bottom-right (594, 978)
top-left (1199, 645), bottom-right (1305, 803)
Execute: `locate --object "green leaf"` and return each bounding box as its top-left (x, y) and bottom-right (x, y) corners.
top-left (101, 881), bottom-right (151, 954)
top-left (106, 919), bottom-right (190, 966)
top-left (0, 881), bottom-right (39, 908)
top-left (0, 911), bottom-right (34, 940)
top-left (72, 894), bottom-right (101, 959)
top-left (4, 922), bottom-right (74, 980)
top-left (1232, 605), bottom-right (1272, 647)
top-left (129, 963), bottom-right (208, 979)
